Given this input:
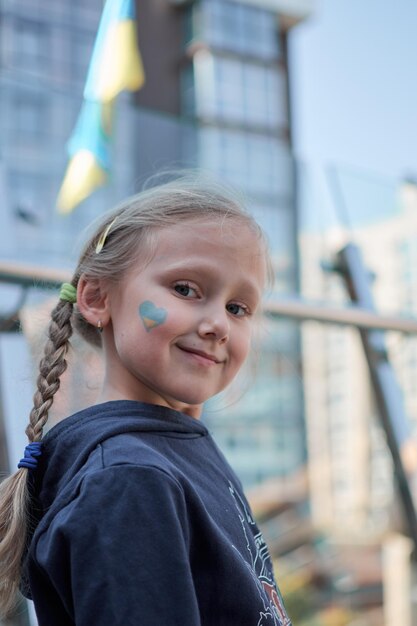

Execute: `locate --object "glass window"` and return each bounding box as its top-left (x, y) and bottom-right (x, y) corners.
top-left (257, 10), bottom-right (281, 60)
top-left (222, 131), bottom-right (247, 184)
top-left (192, 54), bottom-right (287, 131)
top-left (71, 30), bottom-right (96, 85)
top-left (247, 133), bottom-right (292, 197)
top-left (12, 18), bottom-right (49, 73)
top-left (12, 93), bottom-right (48, 141)
top-left (198, 126), bottom-right (292, 199)
top-left (197, 0), bottom-right (280, 60)
top-left (266, 67), bottom-right (287, 128)
top-left (250, 202), bottom-right (296, 293)
top-left (243, 63), bottom-right (268, 127)
top-left (206, 379), bottom-right (305, 484)
top-left (215, 56), bottom-right (244, 122)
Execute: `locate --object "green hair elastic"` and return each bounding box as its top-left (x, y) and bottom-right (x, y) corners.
top-left (59, 283), bottom-right (77, 303)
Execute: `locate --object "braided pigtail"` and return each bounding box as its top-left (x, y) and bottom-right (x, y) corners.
top-left (0, 293), bottom-right (74, 616)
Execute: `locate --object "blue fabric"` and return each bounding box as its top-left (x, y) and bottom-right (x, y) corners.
top-left (18, 442), bottom-right (43, 470)
top-left (66, 100), bottom-right (111, 169)
top-left (21, 401), bottom-right (291, 626)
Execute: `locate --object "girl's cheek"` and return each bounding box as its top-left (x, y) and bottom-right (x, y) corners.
top-left (138, 300), bottom-right (169, 333)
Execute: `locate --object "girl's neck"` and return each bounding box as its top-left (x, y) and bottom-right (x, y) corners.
top-left (95, 386), bottom-right (203, 419)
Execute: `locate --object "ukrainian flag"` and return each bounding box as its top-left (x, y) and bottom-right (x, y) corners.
top-left (57, 0), bottom-right (145, 214)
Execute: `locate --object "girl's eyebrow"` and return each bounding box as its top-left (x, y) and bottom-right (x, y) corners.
top-left (238, 282), bottom-right (263, 306)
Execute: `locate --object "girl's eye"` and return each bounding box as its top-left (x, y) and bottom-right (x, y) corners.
top-left (226, 302), bottom-right (248, 317)
top-left (174, 283), bottom-right (198, 298)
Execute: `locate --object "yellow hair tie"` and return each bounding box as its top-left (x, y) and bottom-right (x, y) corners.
top-left (59, 283), bottom-right (77, 303)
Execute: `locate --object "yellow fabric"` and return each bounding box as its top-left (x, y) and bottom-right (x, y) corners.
top-left (91, 21), bottom-right (145, 102)
top-left (95, 216), bottom-right (118, 253)
top-left (57, 150), bottom-right (107, 214)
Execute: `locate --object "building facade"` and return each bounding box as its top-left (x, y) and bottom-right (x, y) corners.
top-left (0, 0), bottom-right (312, 491)
top-left (300, 177), bottom-right (417, 538)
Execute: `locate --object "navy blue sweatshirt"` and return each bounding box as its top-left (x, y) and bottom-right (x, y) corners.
top-left (22, 401), bottom-right (291, 626)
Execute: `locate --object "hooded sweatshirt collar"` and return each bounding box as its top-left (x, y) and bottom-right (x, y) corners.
top-left (35, 400), bottom-right (208, 509)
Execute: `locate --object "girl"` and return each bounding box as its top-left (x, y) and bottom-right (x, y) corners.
top-left (0, 176), bottom-right (292, 626)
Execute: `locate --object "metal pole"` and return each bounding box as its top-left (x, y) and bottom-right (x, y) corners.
top-left (0, 262), bottom-right (70, 290)
top-left (336, 243), bottom-right (417, 557)
top-left (265, 298), bottom-right (417, 334)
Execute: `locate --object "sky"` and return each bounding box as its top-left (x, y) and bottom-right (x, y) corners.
top-left (288, 0), bottom-right (417, 230)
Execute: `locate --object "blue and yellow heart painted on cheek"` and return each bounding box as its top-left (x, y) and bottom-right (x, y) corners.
top-left (139, 301), bottom-right (167, 332)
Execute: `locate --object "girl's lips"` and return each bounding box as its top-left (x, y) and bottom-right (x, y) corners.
top-left (177, 346), bottom-right (221, 364)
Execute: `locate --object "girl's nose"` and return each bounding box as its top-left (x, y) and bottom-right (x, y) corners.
top-left (197, 309), bottom-right (230, 344)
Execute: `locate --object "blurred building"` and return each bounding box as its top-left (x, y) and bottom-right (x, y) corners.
top-left (0, 0), bottom-right (313, 487)
top-left (296, 176), bottom-right (417, 624)
top-left (3, 2), bottom-right (401, 623)
top-left (0, 0), bottom-right (145, 267)
top-left (300, 178), bottom-right (417, 538)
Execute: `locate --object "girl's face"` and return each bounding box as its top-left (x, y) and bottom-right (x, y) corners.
top-left (99, 219), bottom-right (266, 418)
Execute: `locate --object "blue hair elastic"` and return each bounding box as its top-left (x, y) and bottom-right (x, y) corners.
top-left (18, 442), bottom-right (43, 470)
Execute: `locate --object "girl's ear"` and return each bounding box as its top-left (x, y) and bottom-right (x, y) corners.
top-left (76, 275), bottom-right (110, 327)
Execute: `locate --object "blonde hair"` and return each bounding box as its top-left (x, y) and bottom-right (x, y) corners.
top-left (0, 173), bottom-right (273, 615)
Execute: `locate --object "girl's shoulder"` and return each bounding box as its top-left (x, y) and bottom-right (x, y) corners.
top-left (31, 443), bottom-right (187, 553)
top-left (94, 430), bottom-right (186, 488)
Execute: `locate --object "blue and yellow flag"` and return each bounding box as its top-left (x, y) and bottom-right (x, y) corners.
top-left (57, 0), bottom-right (145, 214)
